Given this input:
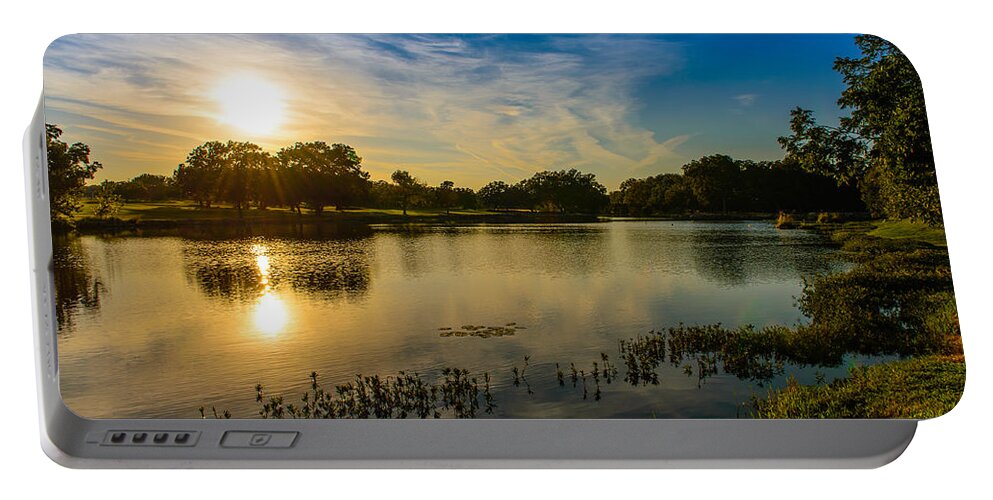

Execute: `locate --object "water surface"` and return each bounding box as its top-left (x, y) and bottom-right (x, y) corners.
top-left (55, 220), bottom-right (880, 418)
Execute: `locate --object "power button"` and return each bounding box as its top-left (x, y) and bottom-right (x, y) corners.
top-left (220, 431), bottom-right (298, 448)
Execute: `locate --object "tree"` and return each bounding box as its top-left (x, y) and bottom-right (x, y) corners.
top-left (478, 180), bottom-right (512, 210)
top-left (519, 169), bottom-right (608, 214)
top-left (93, 181), bottom-right (123, 218)
top-left (46, 124), bottom-right (102, 222)
top-left (453, 187), bottom-right (479, 209)
top-left (175, 141), bottom-right (228, 208)
top-left (681, 154), bottom-right (740, 213)
top-left (277, 142), bottom-right (369, 215)
top-left (218, 141), bottom-right (268, 216)
top-left (391, 170), bottom-right (425, 215)
top-left (779, 35), bottom-right (940, 224)
top-left (435, 180), bottom-right (457, 214)
top-left (368, 179), bottom-right (399, 209)
top-left (118, 173), bottom-right (178, 201)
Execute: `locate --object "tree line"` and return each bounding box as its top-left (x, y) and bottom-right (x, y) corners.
top-left (78, 144), bottom-right (862, 218)
top-left (77, 140), bottom-right (612, 216)
top-left (48, 35), bottom-right (941, 225)
top-left (172, 141), bottom-right (612, 215)
top-left (609, 155), bottom-right (863, 216)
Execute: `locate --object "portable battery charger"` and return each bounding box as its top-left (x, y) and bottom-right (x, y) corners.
top-left (25, 34), bottom-right (963, 468)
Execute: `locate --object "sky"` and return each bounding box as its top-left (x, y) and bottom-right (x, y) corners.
top-left (43, 34), bottom-right (861, 190)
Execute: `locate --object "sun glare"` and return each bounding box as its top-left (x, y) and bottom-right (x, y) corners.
top-left (211, 74), bottom-right (287, 137)
top-left (250, 244), bottom-right (289, 337)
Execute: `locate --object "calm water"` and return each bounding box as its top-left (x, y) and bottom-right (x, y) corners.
top-left (55, 220), bottom-right (883, 419)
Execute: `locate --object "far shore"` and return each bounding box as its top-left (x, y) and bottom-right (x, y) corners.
top-left (63, 200), bottom-right (874, 234)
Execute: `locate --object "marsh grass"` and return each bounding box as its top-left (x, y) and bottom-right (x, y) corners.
top-left (251, 369), bottom-right (494, 419)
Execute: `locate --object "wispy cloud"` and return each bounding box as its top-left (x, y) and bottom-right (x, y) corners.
top-left (733, 93), bottom-right (759, 107)
top-left (44, 34), bottom-right (691, 188)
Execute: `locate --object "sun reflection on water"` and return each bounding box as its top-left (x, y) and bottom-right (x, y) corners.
top-left (250, 243), bottom-right (288, 337)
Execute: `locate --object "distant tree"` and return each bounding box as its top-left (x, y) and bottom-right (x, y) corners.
top-left (117, 173), bottom-right (178, 201)
top-left (478, 181), bottom-right (511, 210)
top-left (519, 169), bottom-right (608, 213)
top-left (661, 175), bottom-right (696, 212)
top-left (610, 174), bottom-right (697, 215)
top-left (615, 177), bottom-right (653, 215)
top-left (681, 154), bottom-right (740, 213)
top-left (251, 154), bottom-right (283, 210)
top-left (435, 180), bottom-right (457, 214)
top-left (175, 141), bottom-right (228, 208)
top-left (93, 181), bottom-right (123, 218)
top-left (46, 124), bottom-right (102, 222)
top-left (779, 35), bottom-right (939, 224)
top-left (218, 141), bottom-right (269, 216)
top-left (277, 142), bottom-right (369, 215)
top-left (453, 186), bottom-right (478, 209)
top-left (391, 170), bottom-right (425, 215)
top-left (368, 179), bottom-right (399, 209)
top-left (270, 155), bottom-right (306, 213)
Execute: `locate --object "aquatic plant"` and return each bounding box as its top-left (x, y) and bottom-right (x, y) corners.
top-left (198, 405), bottom-right (231, 419)
top-left (439, 323), bottom-right (524, 338)
top-left (511, 356), bottom-right (533, 395)
top-left (252, 369), bottom-right (493, 419)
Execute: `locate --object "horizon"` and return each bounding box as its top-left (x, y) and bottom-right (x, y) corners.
top-left (44, 34), bottom-right (860, 190)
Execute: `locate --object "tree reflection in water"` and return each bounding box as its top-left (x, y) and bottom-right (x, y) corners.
top-left (181, 222), bottom-right (374, 302)
top-left (52, 234), bottom-right (105, 333)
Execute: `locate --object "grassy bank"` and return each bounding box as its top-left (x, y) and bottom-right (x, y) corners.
top-left (868, 219), bottom-right (948, 247)
top-left (751, 219), bottom-right (964, 418)
top-left (751, 355), bottom-right (965, 418)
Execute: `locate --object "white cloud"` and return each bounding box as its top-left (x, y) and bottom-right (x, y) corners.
top-left (44, 34), bottom-right (691, 189)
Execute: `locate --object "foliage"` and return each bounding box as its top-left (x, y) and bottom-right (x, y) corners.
top-left (434, 180), bottom-right (457, 214)
top-left (93, 181), bottom-right (123, 218)
top-left (779, 35), bottom-right (940, 224)
top-left (751, 355), bottom-right (965, 418)
top-left (390, 170), bottom-right (426, 215)
top-left (798, 233), bottom-right (958, 355)
top-left (174, 140), bottom-right (370, 216)
top-left (174, 141), bottom-right (227, 208)
top-left (682, 154), bottom-right (740, 213)
top-left (518, 169), bottom-right (609, 213)
top-left (609, 156), bottom-right (862, 216)
top-left (46, 124), bottom-right (102, 222)
top-left (277, 141), bottom-right (368, 214)
top-left (87, 173), bottom-right (181, 202)
top-left (477, 180), bottom-right (530, 210)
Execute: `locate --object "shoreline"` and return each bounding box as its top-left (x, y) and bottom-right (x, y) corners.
top-left (61, 201), bottom-right (873, 234)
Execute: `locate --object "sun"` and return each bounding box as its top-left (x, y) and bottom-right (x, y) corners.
top-left (211, 73), bottom-right (286, 137)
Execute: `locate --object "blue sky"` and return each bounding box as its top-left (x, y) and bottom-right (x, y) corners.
top-left (43, 34), bottom-right (861, 190)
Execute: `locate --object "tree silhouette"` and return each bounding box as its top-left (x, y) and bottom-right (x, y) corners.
top-left (391, 170), bottom-right (424, 216)
top-left (277, 142), bottom-right (369, 215)
top-left (46, 124), bottom-right (102, 222)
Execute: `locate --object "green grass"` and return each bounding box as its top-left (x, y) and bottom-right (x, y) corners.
top-left (751, 355), bottom-right (965, 419)
top-left (868, 219), bottom-right (947, 247)
top-left (75, 200), bottom-right (533, 224)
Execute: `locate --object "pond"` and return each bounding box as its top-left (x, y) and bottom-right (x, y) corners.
top-left (54, 219), bottom-right (886, 418)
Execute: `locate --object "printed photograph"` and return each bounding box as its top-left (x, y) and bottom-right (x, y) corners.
top-left (44, 34), bottom-right (963, 419)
